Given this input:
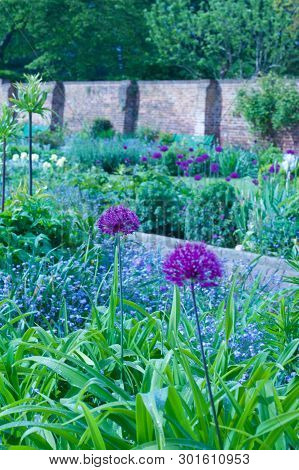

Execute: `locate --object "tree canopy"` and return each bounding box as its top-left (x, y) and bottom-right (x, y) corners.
top-left (0, 0), bottom-right (298, 81)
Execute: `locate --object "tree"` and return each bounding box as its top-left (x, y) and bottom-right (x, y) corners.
top-left (11, 74), bottom-right (49, 195)
top-left (235, 73), bottom-right (299, 142)
top-left (145, 0), bottom-right (299, 78)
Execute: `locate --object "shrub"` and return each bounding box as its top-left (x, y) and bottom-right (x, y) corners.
top-left (236, 73), bottom-right (299, 142)
top-left (90, 118), bottom-right (114, 139)
top-left (33, 127), bottom-right (65, 148)
top-left (0, 189), bottom-right (87, 263)
top-left (185, 181), bottom-right (240, 248)
top-left (136, 173), bottom-right (189, 237)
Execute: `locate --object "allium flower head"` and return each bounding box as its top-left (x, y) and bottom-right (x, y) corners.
top-left (252, 178), bottom-right (259, 186)
top-left (152, 152), bottom-right (162, 159)
top-left (140, 155), bottom-right (148, 162)
top-left (201, 153), bottom-right (210, 161)
top-left (286, 149), bottom-right (295, 155)
top-left (225, 176), bottom-right (231, 182)
top-left (230, 172), bottom-right (239, 179)
top-left (97, 205), bottom-right (140, 236)
top-left (160, 145), bottom-right (169, 152)
top-left (210, 162), bottom-right (220, 173)
top-left (163, 242), bottom-right (222, 287)
top-left (177, 154), bottom-right (184, 159)
top-left (123, 145), bottom-right (128, 150)
top-left (194, 174), bottom-right (202, 181)
top-left (189, 147), bottom-right (194, 152)
top-left (215, 146), bottom-right (223, 152)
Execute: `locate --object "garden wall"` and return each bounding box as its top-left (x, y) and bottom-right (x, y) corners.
top-left (0, 77), bottom-right (298, 150)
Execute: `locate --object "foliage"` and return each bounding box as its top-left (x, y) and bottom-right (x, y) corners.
top-left (185, 181), bottom-right (240, 247)
top-left (146, 0), bottom-right (298, 78)
top-left (235, 177), bottom-right (298, 257)
top-left (236, 74), bottom-right (299, 141)
top-left (33, 127), bottom-right (65, 148)
top-left (0, 189), bottom-right (88, 263)
top-left (136, 173), bottom-right (189, 237)
top-left (0, 252), bottom-right (297, 450)
top-left (90, 118), bottom-right (114, 139)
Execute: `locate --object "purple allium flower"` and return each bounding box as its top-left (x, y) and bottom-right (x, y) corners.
top-left (194, 174), bottom-right (202, 181)
top-left (286, 149), bottom-right (295, 155)
top-left (123, 145), bottom-right (128, 150)
top-left (189, 147), bottom-right (194, 152)
top-left (262, 174), bottom-right (268, 181)
top-left (215, 146), bottom-right (223, 152)
top-left (201, 153), bottom-right (210, 161)
top-left (140, 156), bottom-right (148, 162)
top-left (220, 214), bottom-right (225, 220)
top-left (269, 163), bottom-right (280, 174)
top-left (252, 178), bottom-right (259, 186)
top-left (187, 158), bottom-right (194, 164)
top-left (252, 159), bottom-right (258, 166)
top-left (230, 172), bottom-right (240, 179)
top-left (225, 176), bottom-right (231, 182)
top-left (160, 145), bottom-right (169, 152)
top-left (152, 152), bottom-right (162, 159)
top-left (162, 242), bottom-right (222, 287)
top-left (97, 205), bottom-right (140, 236)
top-left (196, 156), bottom-right (203, 163)
top-left (210, 162), bottom-right (220, 173)
top-left (177, 154), bottom-right (184, 159)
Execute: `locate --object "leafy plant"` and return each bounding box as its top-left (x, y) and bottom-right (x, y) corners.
top-left (185, 181), bottom-right (240, 247)
top-left (0, 105), bottom-right (19, 211)
top-left (10, 74), bottom-right (49, 195)
top-left (236, 74), bottom-right (299, 142)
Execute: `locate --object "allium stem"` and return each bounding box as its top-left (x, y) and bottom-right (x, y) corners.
top-left (29, 111), bottom-right (33, 196)
top-left (2, 138), bottom-right (6, 212)
top-left (117, 234), bottom-right (124, 371)
top-left (190, 281), bottom-right (223, 449)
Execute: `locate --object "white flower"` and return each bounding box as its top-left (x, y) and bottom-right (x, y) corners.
top-left (56, 157), bottom-right (66, 168)
top-left (50, 154), bottom-right (58, 162)
top-left (32, 153), bottom-right (39, 162)
top-left (235, 245), bottom-right (244, 251)
top-left (20, 152), bottom-right (28, 160)
top-left (42, 162), bottom-right (52, 170)
top-left (282, 153), bottom-right (297, 172)
top-left (12, 154), bottom-right (20, 161)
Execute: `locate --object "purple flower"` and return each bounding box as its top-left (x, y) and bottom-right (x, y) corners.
top-left (123, 145), bottom-right (128, 150)
top-left (140, 156), bottom-right (148, 162)
top-left (225, 176), bottom-right (231, 182)
top-left (194, 174), bottom-right (202, 181)
top-left (152, 152), bottom-right (162, 159)
top-left (269, 163), bottom-right (280, 174)
top-left (201, 153), bottom-right (210, 161)
top-left (189, 147), bottom-right (194, 152)
top-left (262, 174), bottom-right (268, 181)
top-left (210, 162), bottom-right (220, 173)
top-left (286, 149), bottom-right (295, 155)
top-left (220, 214), bottom-right (225, 220)
top-left (160, 145), bottom-right (169, 152)
top-left (252, 178), bottom-right (259, 186)
top-left (187, 158), bottom-right (194, 164)
top-left (252, 159), bottom-right (258, 166)
top-left (215, 146), bottom-right (223, 152)
top-left (97, 205), bottom-right (140, 236)
top-left (163, 242), bottom-right (222, 287)
top-left (230, 172), bottom-right (240, 179)
top-left (177, 154), bottom-right (184, 159)
top-left (196, 156), bottom-right (204, 163)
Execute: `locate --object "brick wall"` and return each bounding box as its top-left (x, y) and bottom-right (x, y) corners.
top-left (0, 78), bottom-right (298, 151)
